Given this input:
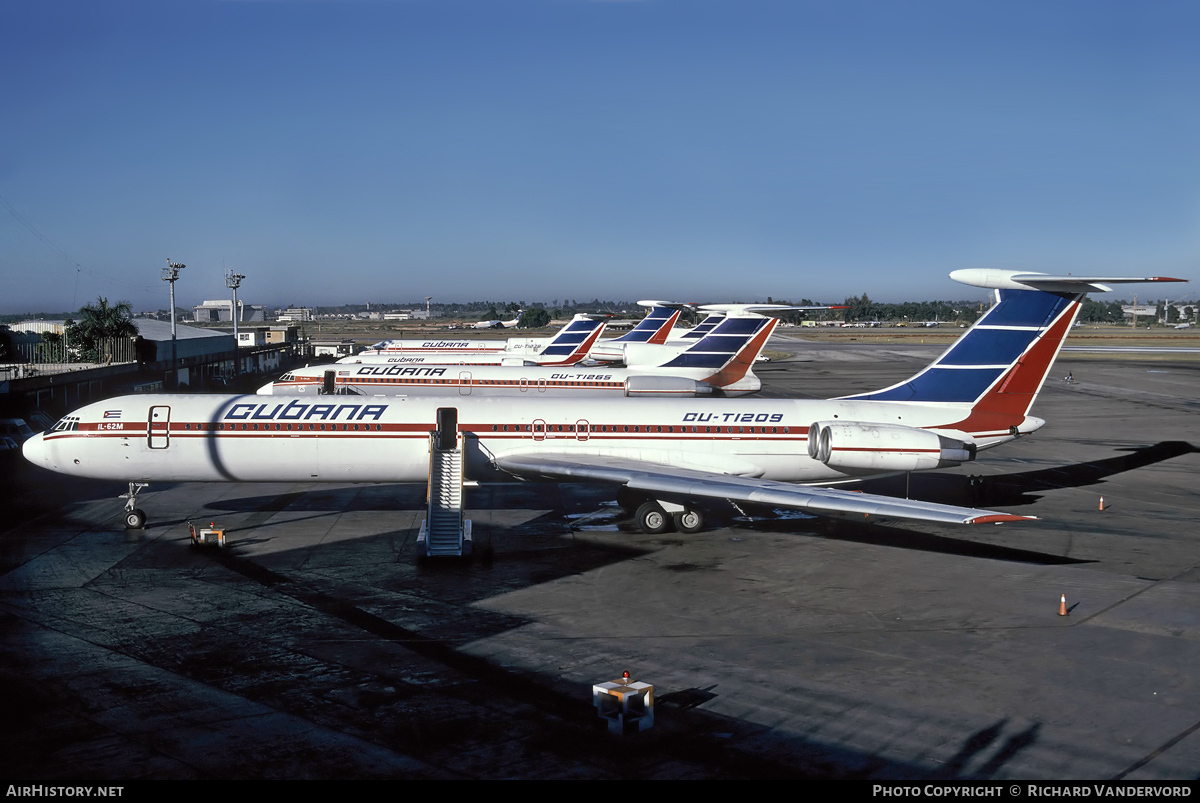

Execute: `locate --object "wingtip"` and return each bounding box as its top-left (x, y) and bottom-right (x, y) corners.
top-left (968, 514), bottom-right (1039, 524)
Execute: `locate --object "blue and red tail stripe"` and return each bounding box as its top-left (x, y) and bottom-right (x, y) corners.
top-left (678, 314), bottom-right (725, 340)
top-left (662, 317), bottom-right (774, 370)
top-left (537, 318), bottom-right (605, 358)
top-left (841, 289), bottom-right (1079, 405)
top-left (611, 307), bottom-right (682, 345)
top-left (537, 318), bottom-right (607, 364)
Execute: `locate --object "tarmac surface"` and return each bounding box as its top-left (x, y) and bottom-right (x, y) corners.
top-left (2, 338), bottom-right (1199, 780)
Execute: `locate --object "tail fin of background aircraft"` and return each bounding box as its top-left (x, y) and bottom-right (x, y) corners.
top-left (841, 271), bottom-right (1186, 432)
top-left (660, 315), bottom-right (780, 390)
top-left (678, 313), bottom-right (726, 340)
top-left (535, 314), bottom-right (608, 365)
top-left (680, 303), bottom-right (847, 341)
top-left (610, 302), bottom-right (687, 345)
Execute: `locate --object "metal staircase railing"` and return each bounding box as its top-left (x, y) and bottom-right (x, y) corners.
top-left (417, 431), bottom-right (472, 557)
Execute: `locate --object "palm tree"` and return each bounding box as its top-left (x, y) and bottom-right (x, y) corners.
top-left (65, 297), bottom-right (138, 362)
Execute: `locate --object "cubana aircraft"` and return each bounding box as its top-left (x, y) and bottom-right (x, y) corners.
top-left (609, 303), bottom-right (847, 367)
top-left (349, 313), bottom-right (607, 367)
top-left (259, 315), bottom-right (779, 398)
top-left (585, 301), bottom-right (689, 363)
top-left (22, 270), bottom-right (1183, 535)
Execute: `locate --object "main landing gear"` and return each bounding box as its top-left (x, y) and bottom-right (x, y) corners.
top-left (120, 482), bottom-right (149, 529)
top-left (623, 492), bottom-right (707, 535)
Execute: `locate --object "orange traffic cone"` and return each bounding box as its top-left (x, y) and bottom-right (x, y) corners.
top-left (1059, 594), bottom-right (1068, 616)
top-left (1099, 496), bottom-right (1105, 511)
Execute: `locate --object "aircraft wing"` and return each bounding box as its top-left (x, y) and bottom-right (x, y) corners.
top-left (493, 453), bottom-right (1034, 526)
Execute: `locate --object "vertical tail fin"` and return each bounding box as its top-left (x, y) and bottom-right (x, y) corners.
top-left (842, 288), bottom-right (1080, 410)
top-left (611, 304), bottom-right (684, 345)
top-left (678, 313), bottom-right (726, 340)
top-left (841, 270), bottom-right (1187, 435)
top-left (660, 316), bottom-right (779, 390)
top-left (534, 314), bottom-right (608, 365)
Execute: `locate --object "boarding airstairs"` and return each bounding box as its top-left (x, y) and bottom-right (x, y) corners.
top-left (417, 408), bottom-right (472, 557)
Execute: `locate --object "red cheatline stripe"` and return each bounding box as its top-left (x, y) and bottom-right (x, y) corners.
top-left (968, 514), bottom-right (1036, 524)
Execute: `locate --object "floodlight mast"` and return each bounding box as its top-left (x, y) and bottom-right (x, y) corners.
top-left (162, 260), bottom-right (185, 388)
top-left (226, 270), bottom-right (246, 376)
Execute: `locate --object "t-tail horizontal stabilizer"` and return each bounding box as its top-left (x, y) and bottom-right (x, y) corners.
top-left (950, 269), bottom-right (1187, 294)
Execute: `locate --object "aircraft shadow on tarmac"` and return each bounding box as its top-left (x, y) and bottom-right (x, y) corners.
top-left (694, 441), bottom-right (1198, 567)
top-left (851, 440), bottom-right (1198, 510)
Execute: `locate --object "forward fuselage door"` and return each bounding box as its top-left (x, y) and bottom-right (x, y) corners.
top-left (148, 405), bottom-right (170, 449)
top-left (436, 407), bottom-right (459, 451)
top-left (576, 419), bottom-right (590, 442)
top-left (458, 371), bottom-right (472, 396)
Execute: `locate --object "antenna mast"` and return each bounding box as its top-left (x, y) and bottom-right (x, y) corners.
top-left (226, 269), bottom-right (246, 377)
top-left (162, 259), bottom-right (185, 388)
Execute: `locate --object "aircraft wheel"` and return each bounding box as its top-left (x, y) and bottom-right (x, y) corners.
top-left (635, 502), bottom-right (672, 535)
top-left (673, 509), bottom-right (705, 534)
top-left (124, 509), bottom-right (147, 530)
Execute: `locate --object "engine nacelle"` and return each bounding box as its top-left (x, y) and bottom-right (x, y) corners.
top-left (624, 375), bottom-right (714, 397)
top-left (807, 421), bottom-right (976, 472)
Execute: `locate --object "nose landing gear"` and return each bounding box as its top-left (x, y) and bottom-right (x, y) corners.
top-left (120, 482), bottom-right (149, 529)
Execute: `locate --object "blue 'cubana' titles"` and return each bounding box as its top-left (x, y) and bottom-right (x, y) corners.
top-left (420, 341), bottom-right (473, 348)
top-left (225, 401), bottom-right (389, 421)
top-left (356, 366), bottom-right (448, 377)
top-left (683, 412), bottom-right (784, 423)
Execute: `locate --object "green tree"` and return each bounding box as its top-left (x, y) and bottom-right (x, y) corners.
top-left (517, 308), bottom-right (551, 328)
top-left (65, 297), bottom-right (137, 362)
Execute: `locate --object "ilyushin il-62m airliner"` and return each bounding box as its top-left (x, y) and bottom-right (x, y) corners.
top-left (262, 314), bottom-right (780, 398)
top-left (22, 271), bottom-right (1184, 546)
top-left (589, 302), bottom-right (847, 365)
top-left (350, 313), bottom-right (608, 366)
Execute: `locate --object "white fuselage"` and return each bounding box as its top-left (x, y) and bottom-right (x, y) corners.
top-left (24, 394), bottom-right (1042, 486)
top-left (261, 363), bottom-right (739, 397)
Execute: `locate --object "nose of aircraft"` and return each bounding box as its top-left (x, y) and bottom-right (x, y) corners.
top-left (22, 432), bottom-right (46, 467)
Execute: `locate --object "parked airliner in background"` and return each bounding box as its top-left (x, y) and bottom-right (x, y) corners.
top-left (584, 301), bottom-right (688, 363)
top-left (260, 315), bottom-right (779, 398)
top-left (348, 313), bottom-right (608, 367)
top-left (473, 312), bottom-right (521, 329)
top-left (607, 303), bottom-right (847, 366)
top-left (25, 272), bottom-right (1185, 538)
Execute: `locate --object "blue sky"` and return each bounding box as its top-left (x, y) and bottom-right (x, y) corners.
top-left (2, 0), bottom-right (1198, 313)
